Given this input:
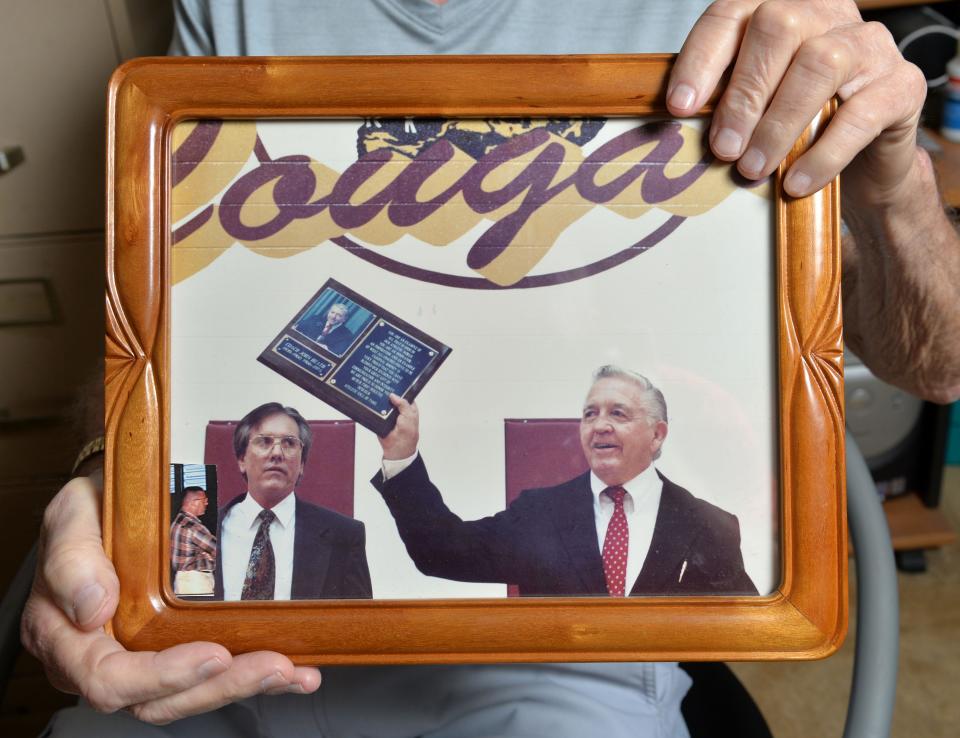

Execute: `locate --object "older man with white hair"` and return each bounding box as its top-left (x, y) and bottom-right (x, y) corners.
top-left (375, 365), bottom-right (757, 597)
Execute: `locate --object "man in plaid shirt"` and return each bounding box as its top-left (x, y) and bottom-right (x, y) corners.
top-left (170, 487), bottom-right (217, 595)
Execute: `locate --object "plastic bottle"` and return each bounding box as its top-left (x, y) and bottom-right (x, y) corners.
top-left (943, 38), bottom-right (960, 143)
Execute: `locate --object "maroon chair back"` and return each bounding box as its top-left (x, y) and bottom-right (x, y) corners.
top-left (504, 418), bottom-right (587, 595)
top-left (204, 419), bottom-right (356, 516)
top-left (504, 418), bottom-right (588, 503)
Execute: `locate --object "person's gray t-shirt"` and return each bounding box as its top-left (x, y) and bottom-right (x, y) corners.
top-left (171, 0), bottom-right (710, 56)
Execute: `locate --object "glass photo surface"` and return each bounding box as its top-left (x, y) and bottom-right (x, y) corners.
top-left (169, 116), bottom-right (778, 602)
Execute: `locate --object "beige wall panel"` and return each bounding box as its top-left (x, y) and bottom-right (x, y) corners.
top-left (0, 232), bottom-right (103, 427)
top-left (0, 1), bottom-right (118, 236)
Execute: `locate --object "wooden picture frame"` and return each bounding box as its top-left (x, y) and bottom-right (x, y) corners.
top-left (105, 55), bottom-right (846, 663)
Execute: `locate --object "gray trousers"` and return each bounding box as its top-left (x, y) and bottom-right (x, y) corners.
top-left (43, 663), bottom-right (691, 738)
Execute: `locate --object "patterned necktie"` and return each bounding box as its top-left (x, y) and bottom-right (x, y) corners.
top-left (241, 509), bottom-right (276, 600)
top-left (602, 487), bottom-right (630, 597)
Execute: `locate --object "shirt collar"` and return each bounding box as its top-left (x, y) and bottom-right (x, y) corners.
top-left (176, 510), bottom-right (201, 524)
top-left (589, 463), bottom-right (660, 507)
top-left (237, 489), bottom-right (297, 530)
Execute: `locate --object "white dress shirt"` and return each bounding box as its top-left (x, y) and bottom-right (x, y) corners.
top-left (590, 465), bottom-right (663, 595)
top-left (381, 453), bottom-right (417, 480)
top-left (220, 491), bottom-right (297, 601)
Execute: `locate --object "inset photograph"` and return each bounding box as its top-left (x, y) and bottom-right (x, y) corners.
top-left (169, 463), bottom-right (218, 598)
top-left (293, 287), bottom-right (376, 357)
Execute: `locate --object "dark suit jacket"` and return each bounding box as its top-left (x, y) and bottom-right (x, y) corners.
top-left (373, 455), bottom-right (756, 596)
top-left (319, 324), bottom-right (355, 356)
top-left (213, 494), bottom-right (372, 600)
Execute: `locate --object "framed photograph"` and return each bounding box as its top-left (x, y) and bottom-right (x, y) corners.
top-left (105, 56), bottom-right (846, 663)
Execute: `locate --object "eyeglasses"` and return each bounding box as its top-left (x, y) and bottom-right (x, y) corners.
top-left (249, 434), bottom-right (303, 457)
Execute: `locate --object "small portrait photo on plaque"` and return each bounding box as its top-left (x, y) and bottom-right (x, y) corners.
top-left (293, 286), bottom-right (375, 357)
top-left (169, 463), bottom-right (218, 598)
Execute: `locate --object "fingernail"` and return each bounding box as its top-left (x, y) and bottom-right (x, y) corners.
top-left (198, 657), bottom-right (227, 680)
top-left (739, 148), bottom-right (766, 176)
top-left (785, 170), bottom-right (812, 196)
top-left (285, 682), bottom-right (308, 694)
top-left (668, 83), bottom-right (696, 111)
top-left (712, 128), bottom-right (743, 158)
top-left (261, 671), bottom-right (288, 691)
top-left (73, 583), bottom-right (106, 625)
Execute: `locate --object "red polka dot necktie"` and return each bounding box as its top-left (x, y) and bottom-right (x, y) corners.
top-left (602, 487), bottom-right (630, 597)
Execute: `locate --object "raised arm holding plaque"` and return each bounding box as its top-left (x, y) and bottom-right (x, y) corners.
top-left (257, 278), bottom-right (451, 435)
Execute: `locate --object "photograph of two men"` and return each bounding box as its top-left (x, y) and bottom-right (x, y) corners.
top-left (167, 115), bottom-right (779, 603)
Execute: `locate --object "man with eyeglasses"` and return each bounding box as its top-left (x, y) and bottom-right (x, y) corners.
top-left (215, 402), bottom-right (372, 601)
